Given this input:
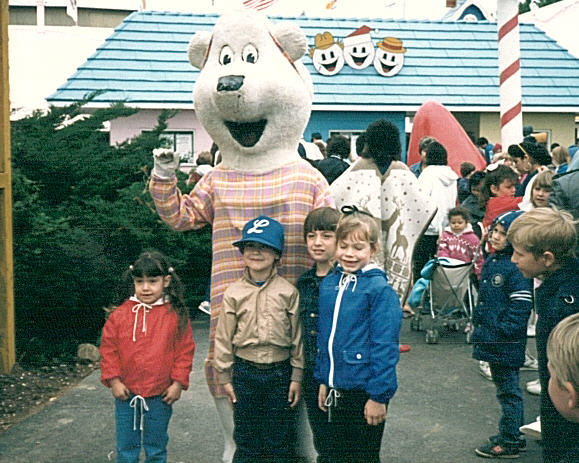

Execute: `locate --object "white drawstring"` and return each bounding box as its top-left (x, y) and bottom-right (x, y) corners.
top-left (131, 302), bottom-right (152, 342)
top-left (129, 395), bottom-right (149, 431)
top-left (324, 388), bottom-right (342, 423)
top-left (339, 272), bottom-right (357, 292)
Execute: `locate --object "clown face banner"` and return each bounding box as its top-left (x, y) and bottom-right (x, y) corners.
top-left (309, 25), bottom-right (406, 77)
top-left (309, 31), bottom-right (345, 76)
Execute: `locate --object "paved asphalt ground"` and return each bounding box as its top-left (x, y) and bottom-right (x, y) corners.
top-left (0, 317), bottom-right (543, 463)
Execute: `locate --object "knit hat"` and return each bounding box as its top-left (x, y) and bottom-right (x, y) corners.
top-left (233, 216), bottom-right (284, 255)
top-left (491, 210), bottom-right (525, 233)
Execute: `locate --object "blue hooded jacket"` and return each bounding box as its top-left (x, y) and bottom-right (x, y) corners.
top-left (472, 210), bottom-right (533, 367)
top-left (314, 263), bottom-right (401, 403)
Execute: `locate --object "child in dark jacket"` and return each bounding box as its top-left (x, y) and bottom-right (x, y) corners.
top-left (296, 207), bottom-right (340, 463)
top-left (508, 208), bottom-right (579, 463)
top-left (315, 205), bottom-right (401, 463)
top-left (472, 210), bottom-right (533, 459)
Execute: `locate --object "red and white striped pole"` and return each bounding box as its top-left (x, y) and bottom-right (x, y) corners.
top-left (497, 0), bottom-right (523, 147)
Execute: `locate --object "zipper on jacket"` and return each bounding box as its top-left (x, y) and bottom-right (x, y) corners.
top-left (327, 273), bottom-right (355, 387)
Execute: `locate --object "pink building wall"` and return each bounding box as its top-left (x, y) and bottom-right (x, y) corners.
top-left (109, 109), bottom-right (214, 154)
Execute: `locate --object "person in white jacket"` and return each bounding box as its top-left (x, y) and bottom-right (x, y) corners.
top-left (414, 141), bottom-right (458, 281)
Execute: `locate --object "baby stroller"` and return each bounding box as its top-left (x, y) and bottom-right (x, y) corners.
top-left (409, 257), bottom-right (478, 344)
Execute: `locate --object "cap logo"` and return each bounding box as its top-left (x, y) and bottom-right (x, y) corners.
top-left (247, 219), bottom-right (270, 234)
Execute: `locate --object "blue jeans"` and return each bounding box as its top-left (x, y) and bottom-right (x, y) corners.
top-left (232, 358), bottom-right (297, 463)
top-left (489, 364), bottom-right (523, 447)
top-left (115, 395), bottom-right (172, 463)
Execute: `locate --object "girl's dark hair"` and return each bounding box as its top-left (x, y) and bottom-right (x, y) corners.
top-left (478, 165), bottom-right (519, 209)
top-left (469, 170), bottom-right (486, 193)
top-left (447, 206), bottom-right (471, 223)
top-left (507, 141), bottom-right (535, 160)
top-left (118, 250), bottom-right (189, 332)
top-left (425, 141), bottom-right (447, 166)
top-left (365, 119), bottom-right (401, 168)
top-left (303, 207), bottom-right (340, 239)
top-left (326, 135), bottom-right (351, 159)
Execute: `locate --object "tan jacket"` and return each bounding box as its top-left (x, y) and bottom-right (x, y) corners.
top-left (213, 268), bottom-right (304, 384)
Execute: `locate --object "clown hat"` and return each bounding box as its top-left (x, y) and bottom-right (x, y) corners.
top-left (343, 25), bottom-right (373, 47)
top-left (377, 37), bottom-right (406, 53)
top-left (313, 31), bottom-right (341, 50)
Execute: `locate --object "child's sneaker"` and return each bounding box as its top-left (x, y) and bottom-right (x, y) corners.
top-left (479, 361), bottom-right (492, 380)
top-left (526, 378), bottom-right (541, 395)
top-left (488, 435), bottom-right (526, 452)
top-left (521, 352), bottom-right (538, 371)
top-left (519, 417), bottom-right (541, 440)
top-left (475, 442), bottom-right (519, 459)
top-left (197, 301), bottom-right (211, 315)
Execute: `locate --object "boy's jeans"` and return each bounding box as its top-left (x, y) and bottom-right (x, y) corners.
top-left (489, 364), bottom-right (523, 447)
top-left (232, 358), bottom-right (297, 463)
top-left (115, 395), bottom-right (172, 463)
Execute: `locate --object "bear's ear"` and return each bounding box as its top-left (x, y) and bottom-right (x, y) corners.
top-left (271, 22), bottom-right (307, 63)
top-left (188, 31), bottom-right (212, 69)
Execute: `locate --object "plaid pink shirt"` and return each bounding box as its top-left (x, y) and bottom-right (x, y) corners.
top-left (150, 159), bottom-right (333, 396)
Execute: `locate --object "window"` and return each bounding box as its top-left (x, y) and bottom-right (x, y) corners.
top-left (160, 131), bottom-right (194, 162)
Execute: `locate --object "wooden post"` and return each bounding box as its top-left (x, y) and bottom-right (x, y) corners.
top-left (0, 0), bottom-right (15, 374)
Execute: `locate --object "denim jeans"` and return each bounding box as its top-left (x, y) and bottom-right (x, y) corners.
top-left (232, 358), bottom-right (297, 463)
top-left (115, 395), bottom-right (172, 463)
top-left (302, 368), bottom-right (334, 463)
top-left (489, 364), bottom-right (523, 447)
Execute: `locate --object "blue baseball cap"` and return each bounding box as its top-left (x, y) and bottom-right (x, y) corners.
top-left (233, 216), bottom-right (284, 255)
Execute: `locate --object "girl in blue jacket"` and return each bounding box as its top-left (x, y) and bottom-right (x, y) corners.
top-left (314, 205), bottom-right (402, 463)
top-left (472, 210), bottom-right (533, 459)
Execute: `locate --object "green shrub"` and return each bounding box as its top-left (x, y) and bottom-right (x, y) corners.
top-left (12, 100), bottom-right (212, 361)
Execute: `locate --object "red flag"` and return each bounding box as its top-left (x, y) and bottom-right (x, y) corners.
top-left (407, 101), bottom-right (486, 175)
top-left (243, 0), bottom-right (277, 11)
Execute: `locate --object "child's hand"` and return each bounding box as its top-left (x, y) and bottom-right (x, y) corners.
top-left (161, 381), bottom-right (183, 405)
top-left (364, 399), bottom-right (387, 426)
top-left (288, 381), bottom-right (301, 408)
top-left (318, 384), bottom-right (328, 412)
top-left (110, 378), bottom-right (130, 400)
top-left (224, 383), bottom-right (237, 408)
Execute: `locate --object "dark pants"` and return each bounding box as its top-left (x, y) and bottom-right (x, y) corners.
top-left (302, 369), bottom-right (334, 463)
top-left (232, 358), bottom-right (297, 463)
top-left (489, 364), bottom-right (523, 447)
top-left (413, 234), bottom-right (439, 283)
top-left (322, 388), bottom-right (385, 463)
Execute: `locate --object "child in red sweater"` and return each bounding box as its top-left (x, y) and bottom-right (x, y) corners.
top-left (100, 250), bottom-right (195, 463)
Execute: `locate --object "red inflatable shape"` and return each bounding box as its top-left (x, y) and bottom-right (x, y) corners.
top-left (407, 101), bottom-right (486, 175)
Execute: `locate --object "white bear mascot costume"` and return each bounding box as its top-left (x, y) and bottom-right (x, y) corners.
top-left (150, 11), bottom-right (333, 462)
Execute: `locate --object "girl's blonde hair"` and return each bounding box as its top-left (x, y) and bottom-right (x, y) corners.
top-left (533, 169), bottom-right (554, 190)
top-left (551, 146), bottom-right (570, 166)
top-left (547, 313), bottom-right (579, 391)
top-left (336, 206), bottom-right (380, 252)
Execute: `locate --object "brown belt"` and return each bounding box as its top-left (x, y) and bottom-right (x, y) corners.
top-left (235, 356), bottom-right (289, 370)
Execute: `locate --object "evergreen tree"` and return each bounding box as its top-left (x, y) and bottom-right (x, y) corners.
top-left (12, 98), bottom-right (212, 362)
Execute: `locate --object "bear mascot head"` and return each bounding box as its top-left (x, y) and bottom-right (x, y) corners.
top-left (187, 10), bottom-right (314, 172)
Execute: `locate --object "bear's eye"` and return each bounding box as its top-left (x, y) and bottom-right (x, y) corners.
top-left (219, 46), bottom-right (233, 65)
top-left (242, 45), bottom-right (258, 64)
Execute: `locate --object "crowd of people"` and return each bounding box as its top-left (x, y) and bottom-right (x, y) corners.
top-left (97, 124), bottom-right (577, 463)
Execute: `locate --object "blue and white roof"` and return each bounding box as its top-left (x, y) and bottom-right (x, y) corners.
top-left (47, 11), bottom-right (579, 112)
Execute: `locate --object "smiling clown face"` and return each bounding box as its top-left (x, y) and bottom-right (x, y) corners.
top-left (309, 32), bottom-right (344, 76)
top-left (373, 37), bottom-right (406, 77)
top-left (343, 26), bottom-right (374, 70)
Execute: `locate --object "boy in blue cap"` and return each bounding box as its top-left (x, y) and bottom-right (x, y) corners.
top-left (472, 210), bottom-right (533, 459)
top-left (213, 216), bottom-right (304, 463)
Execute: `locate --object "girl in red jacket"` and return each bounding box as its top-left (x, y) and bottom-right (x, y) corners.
top-left (100, 250), bottom-right (195, 463)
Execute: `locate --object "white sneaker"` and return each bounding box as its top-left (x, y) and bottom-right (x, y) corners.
top-left (526, 378), bottom-right (541, 395)
top-left (198, 301), bottom-right (211, 315)
top-left (520, 417), bottom-right (541, 440)
top-left (522, 352), bottom-right (538, 371)
top-left (479, 361), bottom-right (492, 380)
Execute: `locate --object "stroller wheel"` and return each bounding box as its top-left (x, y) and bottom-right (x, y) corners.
top-left (410, 316), bottom-right (422, 331)
top-left (425, 329), bottom-right (439, 344)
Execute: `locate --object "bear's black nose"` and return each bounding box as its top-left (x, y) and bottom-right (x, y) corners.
top-left (217, 75), bottom-right (244, 92)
